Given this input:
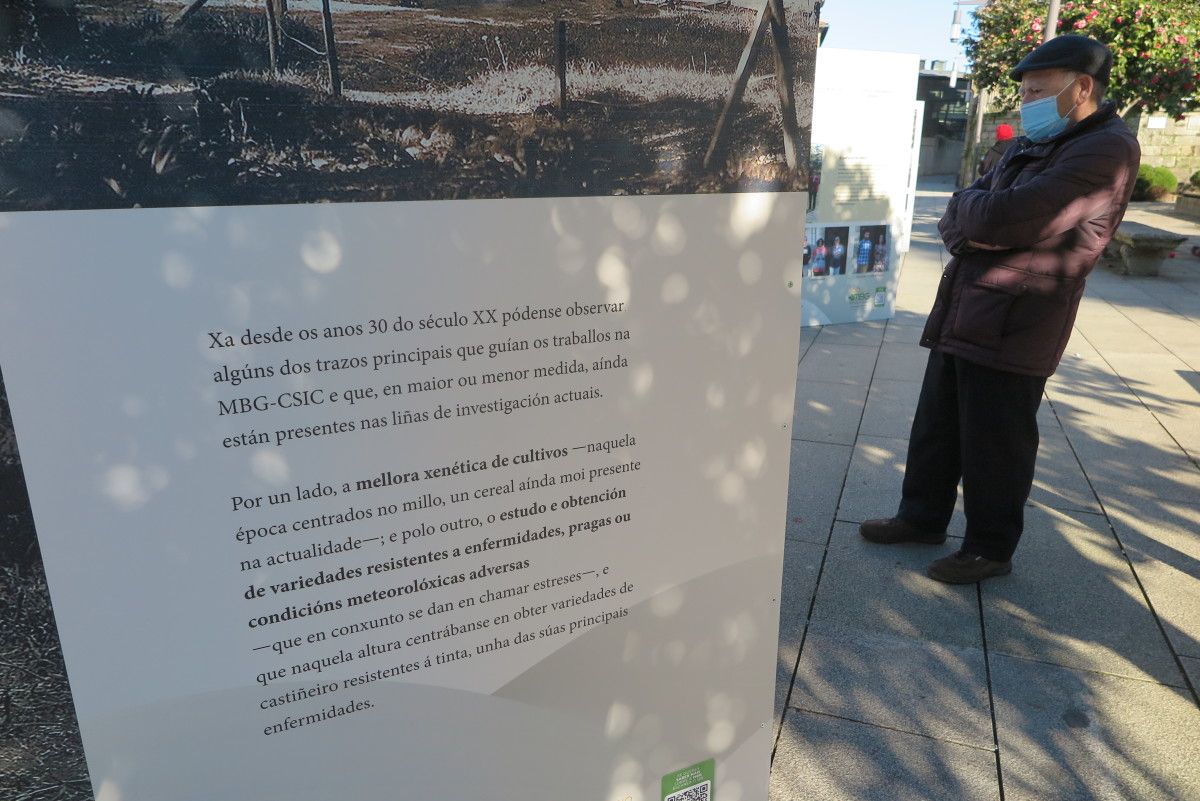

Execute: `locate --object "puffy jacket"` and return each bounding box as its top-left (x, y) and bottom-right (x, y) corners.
top-left (924, 102), bottom-right (1140, 377)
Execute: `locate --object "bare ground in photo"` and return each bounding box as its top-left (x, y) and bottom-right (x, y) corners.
top-left (0, 0), bottom-right (817, 209)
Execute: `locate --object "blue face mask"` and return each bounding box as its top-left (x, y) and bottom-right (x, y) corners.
top-left (1020, 78), bottom-right (1081, 142)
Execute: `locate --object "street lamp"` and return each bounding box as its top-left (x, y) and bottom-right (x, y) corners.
top-left (1045, 0), bottom-right (1062, 42)
top-left (950, 0), bottom-right (992, 187)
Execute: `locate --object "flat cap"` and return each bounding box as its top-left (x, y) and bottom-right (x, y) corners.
top-left (1009, 35), bottom-right (1113, 84)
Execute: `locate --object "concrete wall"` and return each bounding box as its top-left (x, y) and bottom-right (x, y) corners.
top-left (919, 136), bottom-right (965, 176)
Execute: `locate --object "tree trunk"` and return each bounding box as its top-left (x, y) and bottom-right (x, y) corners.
top-left (320, 0), bottom-right (341, 96)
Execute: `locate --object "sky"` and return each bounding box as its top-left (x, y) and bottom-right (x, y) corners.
top-left (820, 0), bottom-right (978, 68)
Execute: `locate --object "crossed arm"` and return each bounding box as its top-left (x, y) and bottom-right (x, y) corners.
top-left (940, 140), bottom-right (1133, 256)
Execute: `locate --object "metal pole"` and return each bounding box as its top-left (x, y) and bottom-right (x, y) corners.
top-left (974, 86), bottom-right (988, 145)
top-left (1045, 0), bottom-right (1060, 42)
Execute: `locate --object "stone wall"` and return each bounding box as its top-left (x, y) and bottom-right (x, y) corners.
top-left (1127, 111), bottom-right (1200, 185)
top-left (979, 109), bottom-right (1200, 187)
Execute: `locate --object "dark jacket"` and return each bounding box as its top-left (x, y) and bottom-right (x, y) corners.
top-left (978, 138), bottom-right (1017, 178)
top-left (925, 103), bottom-right (1140, 377)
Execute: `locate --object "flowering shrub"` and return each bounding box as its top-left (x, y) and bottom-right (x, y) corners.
top-left (964, 0), bottom-right (1200, 118)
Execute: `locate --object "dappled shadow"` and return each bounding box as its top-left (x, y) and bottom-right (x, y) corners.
top-left (774, 189), bottom-right (1200, 799)
top-left (1, 180), bottom-right (815, 800)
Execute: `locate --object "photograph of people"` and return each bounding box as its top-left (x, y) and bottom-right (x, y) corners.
top-left (811, 237), bottom-right (829, 277)
top-left (857, 224), bottom-right (889, 272)
top-left (855, 230), bottom-right (874, 273)
top-left (807, 146), bottom-right (824, 213)
top-left (873, 239), bottom-right (889, 272)
top-left (823, 227), bottom-right (849, 275)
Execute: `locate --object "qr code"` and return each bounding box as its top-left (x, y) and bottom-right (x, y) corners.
top-left (665, 781), bottom-right (711, 801)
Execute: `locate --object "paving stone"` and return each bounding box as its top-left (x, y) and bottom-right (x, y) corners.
top-left (1121, 555), bottom-right (1200, 661)
top-left (811, 523), bottom-right (980, 651)
top-left (1063, 417), bottom-right (1200, 505)
top-left (784, 439), bottom-right (853, 543)
top-left (982, 506), bottom-right (1185, 686)
top-left (859, 379), bottom-right (921, 440)
top-left (798, 343), bottom-right (880, 386)
top-left (791, 380), bottom-right (868, 446)
top-left (871, 342), bottom-right (930, 382)
top-left (814, 321), bottom-right (886, 348)
top-left (991, 654), bottom-right (1200, 801)
top-left (837, 435), bottom-right (908, 523)
top-left (1148, 409), bottom-right (1200, 462)
top-left (1030, 424), bottom-right (1102, 514)
top-left (1104, 499), bottom-right (1200, 562)
top-left (1060, 407), bottom-right (1200, 501)
top-left (789, 622), bottom-right (993, 748)
top-left (778, 539), bottom-right (823, 655)
top-left (1181, 656), bottom-right (1200, 692)
top-left (888, 310), bottom-right (931, 329)
top-left (770, 710), bottom-right (1001, 801)
top-left (1103, 354), bottom-right (1200, 412)
top-left (797, 324), bottom-right (818, 364)
top-left (775, 624), bottom-right (806, 744)
top-left (1104, 500), bottom-right (1200, 659)
top-left (882, 321), bottom-right (926, 345)
top-left (1074, 324), bottom-right (1173, 356)
top-left (1046, 369), bottom-right (1149, 420)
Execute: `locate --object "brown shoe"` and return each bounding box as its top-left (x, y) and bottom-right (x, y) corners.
top-left (859, 517), bottom-right (947, 545)
top-left (927, 551), bottom-right (1012, 584)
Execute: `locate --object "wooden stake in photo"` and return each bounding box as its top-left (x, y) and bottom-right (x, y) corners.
top-left (704, 0), bottom-right (802, 172)
top-left (264, 0), bottom-right (279, 75)
top-left (556, 20), bottom-right (568, 120)
top-left (320, 0), bottom-right (342, 97)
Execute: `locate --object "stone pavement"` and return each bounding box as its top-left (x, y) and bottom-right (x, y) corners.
top-left (769, 176), bottom-right (1200, 801)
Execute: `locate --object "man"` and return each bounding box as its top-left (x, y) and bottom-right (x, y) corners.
top-left (830, 235), bottom-right (846, 275)
top-left (856, 232), bottom-right (874, 273)
top-left (978, 123), bottom-right (1017, 178)
top-left (859, 36), bottom-right (1140, 584)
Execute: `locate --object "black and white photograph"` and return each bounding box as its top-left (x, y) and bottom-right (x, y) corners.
top-left (0, 0), bottom-right (818, 211)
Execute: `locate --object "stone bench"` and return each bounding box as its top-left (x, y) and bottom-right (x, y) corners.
top-left (1106, 221), bottom-right (1187, 277)
top-left (1176, 191), bottom-right (1200, 220)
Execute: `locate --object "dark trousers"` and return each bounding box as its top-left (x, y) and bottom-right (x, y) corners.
top-left (897, 350), bottom-right (1047, 562)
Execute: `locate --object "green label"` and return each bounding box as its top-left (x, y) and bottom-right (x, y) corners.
top-left (661, 759), bottom-right (714, 801)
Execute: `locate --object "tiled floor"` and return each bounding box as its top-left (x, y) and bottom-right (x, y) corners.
top-left (770, 178), bottom-right (1200, 800)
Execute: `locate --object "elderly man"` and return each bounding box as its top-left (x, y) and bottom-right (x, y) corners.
top-left (859, 36), bottom-right (1141, 584)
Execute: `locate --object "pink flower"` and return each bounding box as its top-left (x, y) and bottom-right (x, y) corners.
top-left (1074, 19), bottom-right (1087, 28)
top-left (1135, 8), bottom-right (1144, 18)
top-left (1115, 16), bottom-right (1124, 23)
top-left (1031, 20), bottom-right (1043, 31)
top-left (1176, 35), bottom-right (1189, 45)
